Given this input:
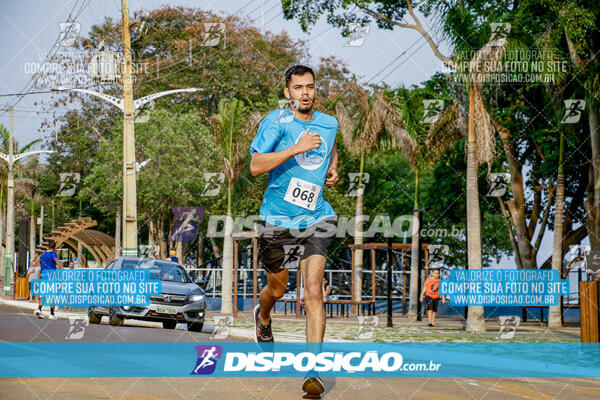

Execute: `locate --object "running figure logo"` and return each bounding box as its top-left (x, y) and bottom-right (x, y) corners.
top-left (355, 316), bottom-right (379, 340)
top-left (344, 23), bottom-right (370, 47)
top-left (65, 316), bottom-right (89, 340)
top-left (191, 345), bottom-right (222, 375)
top-left (202, 173), bottom-right (225, 196)
top-left (421, 100), bottom-right (444, 123)
top-left (211, 316), bottom-right (234, 339)
top-left (282, 245), bottom-right (305, 270)
top-left (58, 173), bottom-right (81, 197)
top-left (489, 23), bottom-right (511, 47)
top-left (562, 100), bottom-right (585, 124)
top-left (346, 172), bottom-right (370, 196)
top-left (496, 316), bottom-right (520, 339)
top-left (428, 245), bottom-right (449, 269)
top-left (486, 173), bottom-right (511, 197)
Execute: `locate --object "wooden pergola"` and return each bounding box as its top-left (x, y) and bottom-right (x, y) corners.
top-left (35, 217), bottom-right (116, 267)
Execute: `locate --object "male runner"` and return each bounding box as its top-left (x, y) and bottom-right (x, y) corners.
top-left (249, 64), bottom-right (339, 398)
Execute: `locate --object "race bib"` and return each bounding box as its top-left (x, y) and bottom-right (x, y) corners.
top-left (283, 177), bottom-right (321, 211)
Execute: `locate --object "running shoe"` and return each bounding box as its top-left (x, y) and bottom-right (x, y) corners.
top-left (253, 304), bottom-right (273, 343)
top-left (302, 376), bottom-right (325, 399)
top-left (34, 310), bottom-right (43, 319)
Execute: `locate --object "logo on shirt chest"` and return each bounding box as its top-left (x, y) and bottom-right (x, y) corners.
top-left (293, 130), bottom-right (328, 170)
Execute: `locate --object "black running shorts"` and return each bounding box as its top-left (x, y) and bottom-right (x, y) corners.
top-left (424, 295), bottom-right (440, 312)
top-left (258, 219), bottom-right (334, 274)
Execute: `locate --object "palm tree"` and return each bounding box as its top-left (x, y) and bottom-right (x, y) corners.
top-left (211, 99), bottom-right (262, 314)
top-left (424, 37), bottom-right (507, 332)
top-left (336, 87), bottom-right (414, 305)
top-left (393, 88), bottom-right (461, 319)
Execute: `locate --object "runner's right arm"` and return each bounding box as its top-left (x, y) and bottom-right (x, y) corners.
top-left (250, 128), bottom-right (322, 176)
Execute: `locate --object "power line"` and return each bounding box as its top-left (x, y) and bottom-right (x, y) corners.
top-left (378, 38), bottom-right (429, 83)
top-left (366, 35), bottom-right (424, 84)
top-left (134, 0), bottom-right (278, 83)
top-left (134, 1), bottom-right (281, 86)
top-left (0, 0), bottom-right (93, 115)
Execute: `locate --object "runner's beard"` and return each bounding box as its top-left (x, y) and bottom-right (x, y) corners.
top-left (291, 97), bottom-right (314, 114)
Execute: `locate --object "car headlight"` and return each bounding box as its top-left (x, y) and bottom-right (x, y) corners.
top-left (189, 294), bottom-right (205, 302)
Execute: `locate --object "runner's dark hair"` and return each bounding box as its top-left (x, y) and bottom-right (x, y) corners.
top-left (285, 65), bottom-right (315, 87)
top-left (47, 240), bottom-right (56, 249)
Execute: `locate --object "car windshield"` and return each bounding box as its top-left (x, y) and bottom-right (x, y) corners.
top-left (121, 259), bottom-right (192, 283)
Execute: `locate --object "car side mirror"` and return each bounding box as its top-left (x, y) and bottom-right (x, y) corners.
top-left (194, 276), bottom-right (207, 288)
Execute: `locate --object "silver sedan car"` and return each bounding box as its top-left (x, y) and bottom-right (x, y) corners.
top-left (88, 257), bottom-right (207, 332)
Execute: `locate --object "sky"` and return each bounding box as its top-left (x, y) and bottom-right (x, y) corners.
top-left (0, 0), bottom-right (448, 144)
top-left (0, 0), bottom-right (561, 268)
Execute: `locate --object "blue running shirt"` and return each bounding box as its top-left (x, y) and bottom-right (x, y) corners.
top-left (40, 251), bottom-right (58, 271)
top-left (250, 109), bottom-right (338, 229)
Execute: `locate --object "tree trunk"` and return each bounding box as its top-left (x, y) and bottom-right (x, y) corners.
top-left (115, 208), bottom-right (121, 257)
top-left (494, 118), bottom-right (534, 268)
top-left (209, 236), bottom-right (222, 259)
top-left (197, 234), bottom-right (204, 267)
top-left (158, 217), bottom-right (167, 259)
top-left (354, 153), bottom-right (365, 304)
top-left (549, 132), bottom-right (565, 328)
top-left (466, 90), bottom-right (486, 332)
top-left (148, 219), bottom-right (157, 258)
top-left (0, 203), bottom-right (5, 276)
top-left (408, 168), bottom-right (420, 319)
top-left (221, 181), bottom-right (234, 314)
top-left (587, 104), bottom-right (600, 250)
top-left (176, 240), bottom-right (183, 264)
top-left (148, 220), bottom-right (155, 246)
top-left (29, 214), bottom-right (36, 264)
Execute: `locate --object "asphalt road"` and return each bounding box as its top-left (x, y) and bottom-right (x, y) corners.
top-left (2, 302), bottom-right (600, 400)
top-left (0, 302), bottom-right (249, 342)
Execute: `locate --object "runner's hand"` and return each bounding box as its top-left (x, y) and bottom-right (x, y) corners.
top-left (325, 167), bottom-right (338, 187)
top-left (293, 128), bottom-right (321, 154)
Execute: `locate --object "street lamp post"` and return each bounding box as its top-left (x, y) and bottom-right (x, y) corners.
top-left (1, 107), bottom-right (54, 296)
top-left (52, 87), bottom-right (199, 257)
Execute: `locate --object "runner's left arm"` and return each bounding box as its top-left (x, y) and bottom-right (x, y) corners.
top-left (325, 142), bottom-right (339, 187)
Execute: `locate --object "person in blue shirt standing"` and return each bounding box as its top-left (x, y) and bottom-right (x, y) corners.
top-left (249, 65), bottom-right (339, 398)
top-left (35, 240), bottom-right (63, 319)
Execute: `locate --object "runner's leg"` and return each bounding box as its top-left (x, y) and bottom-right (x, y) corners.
top-left (301, 254), bottom-right (326, 342)
top-left (259, 268), bottom-right (289, 325)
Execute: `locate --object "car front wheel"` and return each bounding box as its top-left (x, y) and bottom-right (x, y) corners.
top-left (109, 307), bottom-right (124, 326)
top-left (187, 322), bottom-right (203, 332)
top-left (88, 307), bottom-right (101, 324)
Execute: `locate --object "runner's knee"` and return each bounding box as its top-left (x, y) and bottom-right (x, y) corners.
top-left (304, 283), bottom-right (323, 304)
top-left (268, 282), bottom-right (287, 299)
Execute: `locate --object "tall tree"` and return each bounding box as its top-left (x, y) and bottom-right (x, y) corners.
top-left (336, 87), bottom-right (412, 305)
top-left (210, 98), bottom-right (261, 314)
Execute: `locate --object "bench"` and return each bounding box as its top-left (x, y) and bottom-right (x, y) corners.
top-left (521, 306), bottom-right (548, 323)
top-left (278, 299), bottom-right (376, 317)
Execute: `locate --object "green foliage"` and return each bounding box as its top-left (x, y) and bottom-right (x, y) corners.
top-left (82, 109), bottom-right (216, 224)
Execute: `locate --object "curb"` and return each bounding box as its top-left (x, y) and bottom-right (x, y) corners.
top-left (0, 297), bottom-right (354, 341)
top-left (0, 296), bottom-right (219, 333)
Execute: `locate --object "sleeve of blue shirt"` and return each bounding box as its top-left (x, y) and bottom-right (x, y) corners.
top-left (249, 114), bottom-right (282, 155)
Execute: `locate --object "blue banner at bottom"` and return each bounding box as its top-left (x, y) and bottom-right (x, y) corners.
top-left (1, 342), bottom-right (599, 378)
